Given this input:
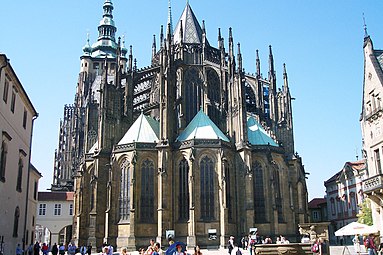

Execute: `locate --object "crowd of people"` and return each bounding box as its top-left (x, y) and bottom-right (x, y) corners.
top-left (26, 242), bottom-right (92, 255)
top-left (352, 233), bottom-right (383, 255)
top-left (235, 233), bottom-right (290, 253)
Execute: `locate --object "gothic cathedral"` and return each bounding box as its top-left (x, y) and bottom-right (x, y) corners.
top-left (52, 0), bottom-right (309, 250)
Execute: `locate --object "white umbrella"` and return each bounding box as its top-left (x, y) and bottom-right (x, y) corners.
top-left (335, 222), bottom-right (379, 236)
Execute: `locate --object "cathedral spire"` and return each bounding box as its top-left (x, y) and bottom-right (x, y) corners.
top-left (256, 49), bottom-right (261, 78)
top-left (167, 0), bottom-right (173, 36)
top-left (268, 45), bottom-right (275, 78)
top-left (97, 0), bottom-right (117, 41)
top-left (283, 63), bottom-right (289, 89)
top-left (160, 25), bottom-right (164, 49)
top-left (237, 43), bottom-right (242, 72)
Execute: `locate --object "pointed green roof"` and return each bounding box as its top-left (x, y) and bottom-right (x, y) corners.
top-left (176, 110), bottom-right (229, 142)
top-left (247, 116), bottom-right (278, 147)
top-left (118, 113), bottom-right (159, 144)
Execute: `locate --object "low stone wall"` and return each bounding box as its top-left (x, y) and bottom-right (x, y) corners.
top-left (254, 243), bottom-right (312, 255)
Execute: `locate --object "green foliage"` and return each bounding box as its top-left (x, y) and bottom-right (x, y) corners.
top-left (357, 199), bottom-right (373, 226)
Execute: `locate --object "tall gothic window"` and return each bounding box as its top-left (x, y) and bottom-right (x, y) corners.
top-left (207, 69), bottom-right (221, 127)
top-left (119, 159), bottom-right (131, 221)
top-left (16, 157), bottom-right (23, 192)
top-left (179, 158), bottom-right (189, 221)
top-left (274, 168), bottom-right (284, 223)
top-left (140, 159), bottom-right (154, 222)
top-left (225, 163), bottom-right (233, 221)
top-left (13, 206), bottom-right (20, 237)
top-left (245, 82), bottom-right (257, 114)
top-left (200, 156), bottom-right (215, 220)
top-left (253, 161), bottom-right (266, 222)
top-left (185, 68), bottom-right (202, 125)
top-left (90, 168), bottom-right (96, 211)
top-left (263, 84), bottom-right (270, 119)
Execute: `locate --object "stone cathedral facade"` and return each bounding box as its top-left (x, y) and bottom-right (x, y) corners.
top-left (52, 0), bottom-right (309, 250)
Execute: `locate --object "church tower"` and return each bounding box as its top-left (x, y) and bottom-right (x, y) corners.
top-left (54, 0), bottom-right (309, 251)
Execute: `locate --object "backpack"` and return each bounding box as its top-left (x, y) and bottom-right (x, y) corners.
top-left (236, 249), bottom-right (242, 255)
top-left (311, 243), bottom-right (319, 253)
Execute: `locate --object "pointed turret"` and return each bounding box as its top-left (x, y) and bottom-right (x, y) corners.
top-left (128, 45), bottom-right (133, 71)
top-left (228, 27), bottom-right (235, 75)
top-left (152, 34), bottom-right (157, 61)
top-left (160, 25), bottom-right (164, 49)
top-left (237, 43), bottom-right (242, 73)
top-left (218, 28), bottom-right (222, 49)
top-left (256, 49), bottom-right (261, 78)
top-left (276, 63), bottom-right (295, 156)
top-left (268, 45), bottom-right (278, 129)
top-left (167, 0), bottom-right (173, 36)
top-left (283, 63), bottom-right (288, 89)
top-left (268, 45), bottom-right (275, 81)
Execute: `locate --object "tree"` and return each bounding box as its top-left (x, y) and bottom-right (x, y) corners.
top-left (357, 199), bottom-right (373, 226)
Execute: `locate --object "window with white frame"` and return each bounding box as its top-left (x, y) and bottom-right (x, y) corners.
top-left (39, 204), bottom-right (46, 216)
top-left (54, 204), bottom-right (61, 216)
top-left (313, 211), bottom-right (319, 220)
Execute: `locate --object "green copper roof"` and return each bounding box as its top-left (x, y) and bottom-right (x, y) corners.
top-left (118, 113), bottom-right (159, 144)
top-left (247, 116), bottom-right (278, 147)
top-left (176, 110), bottom-right (229, 142)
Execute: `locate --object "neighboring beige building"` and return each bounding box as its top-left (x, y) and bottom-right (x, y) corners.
top-left (0, 53), bottom-right (38, 255)
top-left (36, 192), bottom-right (74, 246)
top-left (361, 33), bottom-right (383, 232)
top-left (324, 160), bottom-right (367, 244)
top-left (26, 164), bottom-right (42, 246)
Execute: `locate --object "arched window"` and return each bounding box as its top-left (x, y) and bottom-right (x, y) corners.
top-left (200, 156), bottom-right (215, 220)
top-left (13, 206), bottom-right (20, 237)
top-left (274, 168), bottom-right (284, 223)
top-left (119, 159), bottom-right (131, 221)
top-left (185, 68), bottom-right (202, 124)
top-left (207, 69), bottom-right (221, 127)
top-left (0, 140), bottom-right (8, 182)
top-left (89, 168), bottom-right (96, 211)
top-left (140, 159), bottom-right (155, 222)
top-left (179, 158), bottom-right (189, 221)
top-left (225, 163), bottom-right (233, 221)
top-left (253, 161), bottom-right (266, 222)
top-left (297, 182), bottom-right (304, 210)
top-left (16, 157), bottom-right (23, 192)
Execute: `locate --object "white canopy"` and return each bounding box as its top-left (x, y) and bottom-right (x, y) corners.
top-left (335, 222), bottom-right (379, 236)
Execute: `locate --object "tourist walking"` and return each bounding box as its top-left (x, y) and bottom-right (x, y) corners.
top-left (87, 244), bottom-right (92, 255)
top-left (33, 242), bottom-right (40, 255)
top-left (228, 236), bottom-right (234, 255)
top-left (16, 244), bottom-right (23, 255)
top-left (51, 243), bottom-right (58, 255)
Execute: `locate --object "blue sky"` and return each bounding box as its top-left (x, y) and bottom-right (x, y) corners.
top-left (1, 0), bottom-right (382, 199)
